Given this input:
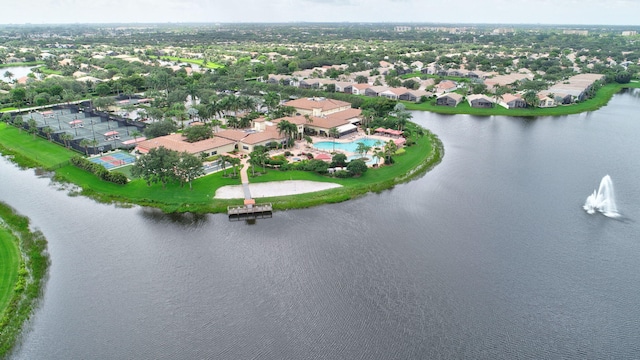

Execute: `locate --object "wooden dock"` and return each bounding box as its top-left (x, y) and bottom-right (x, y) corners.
top-left (228, 203), bottom-right (273, 221)
top-left (228, 165), bottom-right (273, 221)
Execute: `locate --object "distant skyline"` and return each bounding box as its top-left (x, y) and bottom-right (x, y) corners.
top-left (2, 0), bottom-right (639, 26)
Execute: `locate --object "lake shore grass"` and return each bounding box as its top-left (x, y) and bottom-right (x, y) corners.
top-left (0, 202), bottom-right (50, 358)
top-left (404, 83), bottom-right (640, 116)
top-left (0, 61), bottom-right (45, 69)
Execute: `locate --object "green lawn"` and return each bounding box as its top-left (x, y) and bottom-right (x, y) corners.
top-left (0, 61), bottom-right (44, 69)
top-left (0, 123), bottom-right (76, 169)
top-left (0, 228), bottom-right (20, 313)
top-left (405, 83), bottom-right (640, 116)
top-left (151, 56), bottom-right (224, 69)
top-left (0, 201), bottom-right (49, 358)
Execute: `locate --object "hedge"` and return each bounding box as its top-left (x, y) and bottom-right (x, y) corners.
top-left (70, 156), bottom-right (128, 184)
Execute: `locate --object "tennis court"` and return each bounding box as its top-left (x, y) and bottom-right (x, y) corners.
top-left (89, 151), bottom-right (137, 169)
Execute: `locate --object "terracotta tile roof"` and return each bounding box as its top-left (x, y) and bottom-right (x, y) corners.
top-left (305, 115), bottom-right (350, 130)
top-left (501, 94), bottom-right (521, 103)
top-left (284, 97), bottom-right (351, 112)
top-left (241, 130), bottom-right (285, 145)
top-left (215, 129), bottom-right (248, 141)
top-left (136, 133), bottom-right (235, 154)
top-left (325, 108), bottom-right (361, 122)
top-left (273, 115), bottom-right (309, 125)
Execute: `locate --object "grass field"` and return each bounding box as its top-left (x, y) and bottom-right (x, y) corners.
top-left (0, 228), bottom-right (20, 312)
top-left (0, 201), bottom-right (49, 357)
top-left (152, 56), bottom-right (224, 69)
top-left (0, 122), bottom-right (76, 169)
top-left (0, 61), bottom-right (44, 69)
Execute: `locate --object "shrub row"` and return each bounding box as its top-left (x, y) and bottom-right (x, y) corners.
top-left (70, 156), bottom-right (128, 184)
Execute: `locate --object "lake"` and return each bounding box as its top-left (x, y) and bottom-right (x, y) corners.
top-left (1, 65), bottom-right (38, 82)
top-left (3, 90), bottom-right (640, 359)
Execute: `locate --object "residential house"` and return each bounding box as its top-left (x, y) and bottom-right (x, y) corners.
top-left (435, 80), bottom-right (457, 93)
top-left (398, 89), bottom-right (432, 103)
top-left (344, 83), bottom-right (371, 95)
top-left (365, 86), bottom-right (390, 97)
top-left (436, 93), bottom-right (463, 107)
top-left (499, 94), bottom-right (527, 109)
top-left (380, 87), bottom-right (410, 100)
top-left (537, 93), bottom-right (556, 108)
top-left (467, 94), bottom-right (494, 108)
top-left (333, 81), bottom-right (353, 93)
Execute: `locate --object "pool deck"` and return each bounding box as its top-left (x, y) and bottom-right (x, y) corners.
top-left (268, 131), bottom-right (390, 166)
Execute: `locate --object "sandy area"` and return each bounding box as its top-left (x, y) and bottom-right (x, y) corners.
top-left (214, 180), bottom-right (342, 199)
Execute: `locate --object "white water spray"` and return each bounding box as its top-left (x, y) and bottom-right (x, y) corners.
top-left (584, 175), bottom-right (619, 217)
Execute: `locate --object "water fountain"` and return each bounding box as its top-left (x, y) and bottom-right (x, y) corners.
top-left (584, 175), bottom-right (619, 217)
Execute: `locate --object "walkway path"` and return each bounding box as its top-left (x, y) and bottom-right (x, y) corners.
top-left (239, 157), bottom-right (252, 201)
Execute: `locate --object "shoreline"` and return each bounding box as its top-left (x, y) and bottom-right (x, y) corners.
top-left (0, 120), bottom-right (443, 214)
top-left (0, 202), bottom-right (50, 357)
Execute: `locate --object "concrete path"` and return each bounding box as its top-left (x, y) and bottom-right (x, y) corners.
top-left (240, 157), bottom-right (251, 200)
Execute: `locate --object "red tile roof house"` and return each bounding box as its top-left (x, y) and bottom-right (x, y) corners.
top-left (344, 83), bottom-right (371, 95)
top-left (435, 80), bottom-right (457, 94)
top-left (135, 133), bottom-right (236, 157)
top-left (284, 97), bottom-right (351, 117)
top-left (536, 93), bottom-right (556, 108)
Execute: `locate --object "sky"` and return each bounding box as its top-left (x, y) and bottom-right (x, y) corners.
top-left (3, 0), bottom-right (640, 26)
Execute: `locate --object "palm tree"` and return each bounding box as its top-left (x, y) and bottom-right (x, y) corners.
top-left (493, 84), bottom-right (507, 105)
top-left (277, 120), bottom-right (297, 148)
top-left (329, 127), bottom-right (340, 152)
top-left (60, 133), bottom-right (74, 148)
top-left (384, 140), bottom-right (398, 164)
top-left (263, 91), bottom-right (280, 114)
top-left (89, 139), bottom-right (99, 154)
top-left (27, 119), bottom-right (38, 139)
top-left (360, 108), bottom-right (375, 130)
top-left (522, 90), bottom-right (538, 108)
top-left (220, 155), bottom-right (228, 176)
top-left (131, 130), bottom-right (142, 144)
top-left (13, 116), bottom-right (24, 133)
top-left (356, 142), bottom-right (372, 159)
top-left (186, 83), bottom-right (199, 106)
top-left (42, 126), bottom-right (54, 142)
top-left (80, 138), bottom-right (91, 156)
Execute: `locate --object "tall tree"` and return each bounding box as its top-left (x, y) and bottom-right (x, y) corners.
top-left (176, 152), bottom-right (204, 190)
top-left (27, 118), bottom-right (38, 139)
top-left (60, 133), bottom-right (74, 148)
top-left (329, 127), bottom-right (340, 152)
top-left (131, 146), bottom-right (180, 188)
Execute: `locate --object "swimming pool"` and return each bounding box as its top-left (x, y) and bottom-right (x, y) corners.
top-left (314, 138), bottom-right (383, 153)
